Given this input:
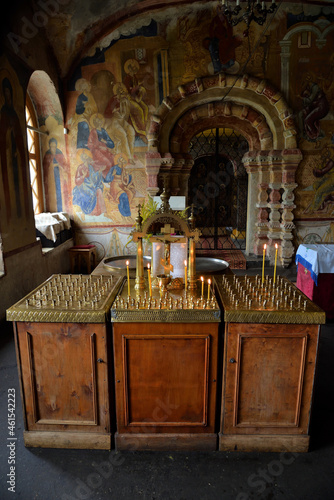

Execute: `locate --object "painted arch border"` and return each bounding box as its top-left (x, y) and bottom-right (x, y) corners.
top-left (147, 72), bottom-right (299, 153)
top-left (145, 72), bottom-right (302, 268)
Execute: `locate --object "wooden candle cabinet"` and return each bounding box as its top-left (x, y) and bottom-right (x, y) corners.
top-left (7, 274), bottom-right (123, 449)
top-left (215, 274), bottom-right (326, 453)
top-left (110, 279), bottom-right (221, 451)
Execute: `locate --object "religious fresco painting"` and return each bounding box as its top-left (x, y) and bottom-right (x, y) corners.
top-left (20, 3), bottom-right (333, 253)
top-left (67, 48), bottom-right (155, 225)
top-left (28, 71), bottom-right (70, 214)
top-left (43, 137), bottom-right (70, 213)
top-left (289, 14), bottom-right (334, 233)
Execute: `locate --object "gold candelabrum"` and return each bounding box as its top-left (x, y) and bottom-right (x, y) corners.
top-left (131, 191), bottom-right (201, 293)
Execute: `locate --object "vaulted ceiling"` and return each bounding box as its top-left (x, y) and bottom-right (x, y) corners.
top-left (2, 0), bottom-right (205, 78)
top-left (1, 0), bottom-right (331, 79)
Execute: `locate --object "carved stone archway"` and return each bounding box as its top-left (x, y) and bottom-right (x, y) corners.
top-left (145, 72), bottom-right (302, 267)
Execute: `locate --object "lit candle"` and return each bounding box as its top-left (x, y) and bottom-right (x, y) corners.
top-left (147, 263), bottom-right (152, 297)
top-left (273, 243), bottom-right (278, 284)
top-left (207, 279), bottom-right (211, 300)
top-left (262, 244), bottom-right (266, 284)
top-left (200, 276), bottom-right (204, 297)
top-left (126, 260), bottom-right (130, 297)
top-left (184, 260), bottom-right (187, 290)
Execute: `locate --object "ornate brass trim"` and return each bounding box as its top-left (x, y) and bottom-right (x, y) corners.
top-left (214, 275), bottom-right (326, 324)
top-left (6, 275), bottom-right (124, 323)
top-left (111, 309), bottom-right (221, 323)
top-left (110, 278), bottom-right (221, 323)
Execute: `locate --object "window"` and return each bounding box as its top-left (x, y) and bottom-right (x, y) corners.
top-left (25, 95), bottom-right (44, 214)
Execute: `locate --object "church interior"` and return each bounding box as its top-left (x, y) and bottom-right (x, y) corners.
top-left (1, 0), bottom-right (334, 498)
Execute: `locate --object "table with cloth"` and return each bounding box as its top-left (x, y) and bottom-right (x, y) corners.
top-left (296, 244), bottom-right (334, 318)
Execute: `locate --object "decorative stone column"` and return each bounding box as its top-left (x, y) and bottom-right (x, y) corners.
top-left (179, 155), bottom-right (194, 199)
top-left (254, 164), bottom-right (270, 255)
top-left (280, 149), bottom-right (302, 267)
top-left (169, 157), bottom-right (184, 196)
top-left (158, 153), bottom-right (175, 193)
top-left (267, 163), bottom-right (283, 264)
top-left (244, 163), bottom-right (259, 255)
top-left (145, 151), bottom-right (162, 197)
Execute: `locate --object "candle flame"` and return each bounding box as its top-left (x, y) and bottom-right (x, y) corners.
top-left (275, 243), bottom-right (278, 249)
top-left (264, 244), bottom-right (267, 250)
top-left (200, 276), bottom-right (204, 282)
top-left (126, 260), bottom-right (129, 266)
top-left (184, 260), bottom-right (187, 266)
top-left (147, 263), bottom-right (150, 269)
top-left (208, 278), bottom-right (211, 284)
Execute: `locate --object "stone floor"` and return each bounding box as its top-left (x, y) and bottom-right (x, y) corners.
top-left (0, 265), bottom-right (333, 500)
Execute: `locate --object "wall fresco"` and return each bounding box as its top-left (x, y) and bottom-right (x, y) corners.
top-left (28, 71), bottom-right (70, 214)
top-left (33, 4), bottom-right (334, 250)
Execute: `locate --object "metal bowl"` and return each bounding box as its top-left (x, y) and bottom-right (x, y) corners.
top-left (103, 255), bottom-right (229, 276)
top-left (196, 257), bottom-right (229, 275)
top-left (103, 255), bottom-right (151, 275)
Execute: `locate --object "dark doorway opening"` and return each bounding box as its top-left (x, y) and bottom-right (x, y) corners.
top-left (188, 127), bottom-right (249, 252)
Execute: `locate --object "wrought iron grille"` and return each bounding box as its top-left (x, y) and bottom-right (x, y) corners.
top-left (188, 128), bottom-right (249, 251)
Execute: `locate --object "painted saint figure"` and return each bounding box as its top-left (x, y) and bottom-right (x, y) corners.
top-left (70, 79), bottom-right (98, 149)
top-left (103, 155), bottom-right (135, 218)
top-left (298, 74), bottom-right (330, 142)
top-left (305, 146), bottom-right (334, 214)
top-left (87, 113), bottom-right (115, 175)
top-left (0, 77), bottom-right (30, 222)
top-left (72, 149), bottom-right (107, 217)
top-left (104, 82), bottom-right (135, 163)
top-left (203, 7), bottom-right (241, 73)
top-left (123, 59), bottom-right (149, 143)
top-left (43, 138), bottom-right (69, 212)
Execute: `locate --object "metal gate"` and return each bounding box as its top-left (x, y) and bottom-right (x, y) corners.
top-left (188, 128), bottom-right (249, 251)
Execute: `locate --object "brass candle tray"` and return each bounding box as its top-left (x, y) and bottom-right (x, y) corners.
top-left (215, 275), bottom-right (326, 324)
top-left (7, 274), bottom-right (123, 323)
top-left (110, 278), bottom-right (221, 323)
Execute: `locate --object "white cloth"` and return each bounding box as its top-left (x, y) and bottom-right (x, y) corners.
top-left (35, 213), bottom-right (62, 242)
top-left (51, 212), bottom-right (71, 230)
top-left (296, 244), bottom-right (334, 284)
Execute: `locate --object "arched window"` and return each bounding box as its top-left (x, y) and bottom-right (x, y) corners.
top-left (25, 94), bottom-right (44, 214)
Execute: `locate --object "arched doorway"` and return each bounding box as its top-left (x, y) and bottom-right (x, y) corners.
top-left (145, 72), bottom-right (302, 267)
top-left (188, 127), bottom-right (248, 252)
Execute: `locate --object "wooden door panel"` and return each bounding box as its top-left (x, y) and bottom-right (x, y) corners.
top-left (235, 334), bottom-right (307, 427)
top-left (113, 323), bottom-right (219, 434)
top-left (223, 323), bottom-right (319, 435)
top-left (123, 335), bottom-right (210, 426)
top-left (17, 322), bottom-right (108, 431)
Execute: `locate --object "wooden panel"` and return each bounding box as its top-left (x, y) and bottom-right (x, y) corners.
top-left (16, 322), bottom-right (110, 433)
top-left (123, 335), bottom-right (210, 426)
top-left (113, 323), bottom-right (219, 435)
top-left (219, 434), bottom-right (310, 453)
top-left (235, 334), bottom-right (307, 427)
top-left (23, 431), bottom-right (112, 450)
top-left (115, 432), bottom-right (217, 451)
top-left (222, 323), bottom-right (320, 436)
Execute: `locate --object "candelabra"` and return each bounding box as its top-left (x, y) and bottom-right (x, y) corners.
top-left (221, 0), bottom-right (277, 26)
